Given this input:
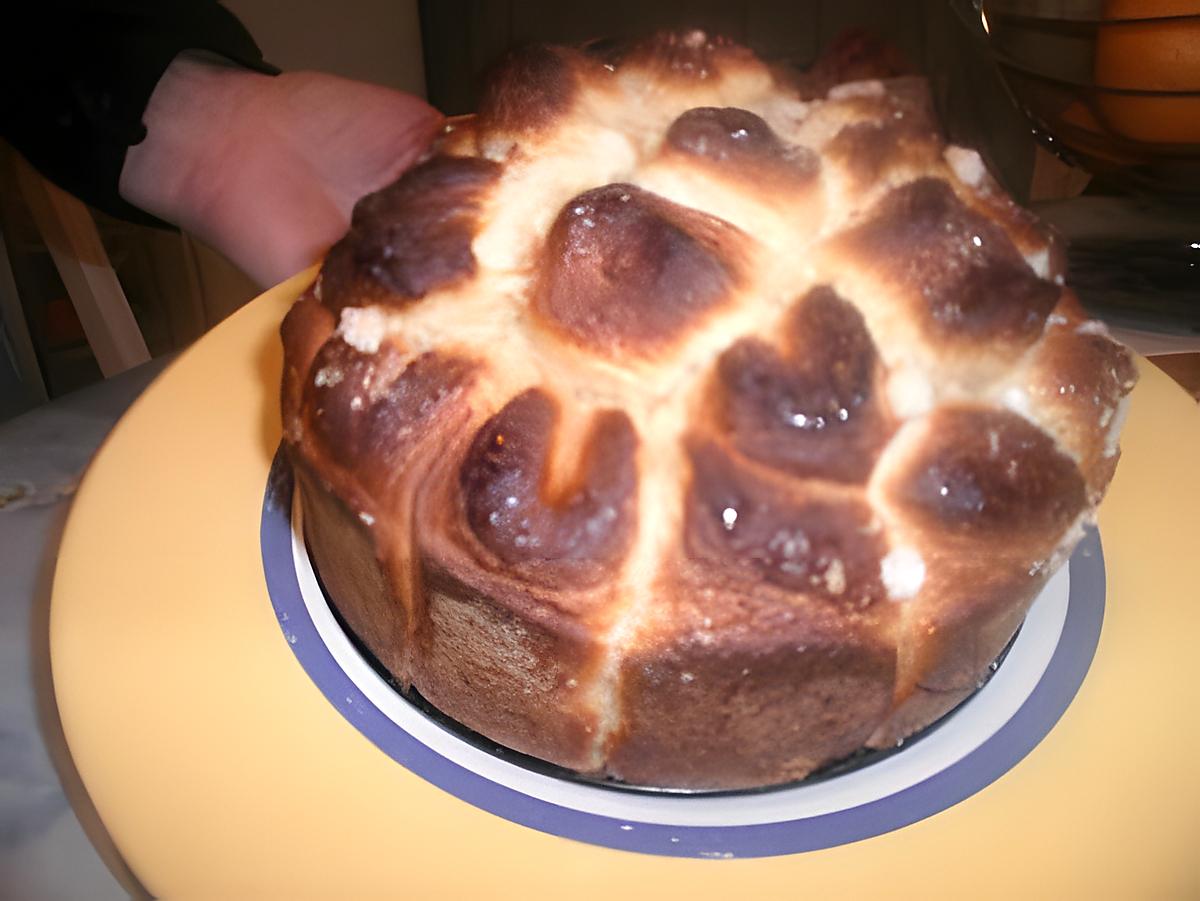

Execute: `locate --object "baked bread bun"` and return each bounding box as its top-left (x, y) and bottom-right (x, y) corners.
top-left (280, 31), bottom-right (1136, 790)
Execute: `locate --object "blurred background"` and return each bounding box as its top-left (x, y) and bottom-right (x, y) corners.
top-left (1, 0), bottom-right (1196, 423)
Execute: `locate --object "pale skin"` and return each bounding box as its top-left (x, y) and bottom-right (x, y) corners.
top-left (119, 54), bottom-right (443, 287)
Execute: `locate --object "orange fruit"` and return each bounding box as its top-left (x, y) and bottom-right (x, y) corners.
top-left (1057, 100), bottom-right (1146, 163)
top-left (1093, 0), bottom-right (1200, 143)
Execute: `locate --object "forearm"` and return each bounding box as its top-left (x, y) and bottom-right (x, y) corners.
top-left (119, 54), bottom-right (268, 241)
top-left (1, 1), bottom-right (277, 227)
top-left (119, 54), bottom-right (443, 285)
top-left (6, 3), bottom-right (441, 288)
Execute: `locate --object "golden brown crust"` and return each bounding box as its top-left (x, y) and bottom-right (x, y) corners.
top-left (533, 184), bottom-right (748, 356)
top-left (1015, 292), bottom-right (1139, 502)
top-left (823, 97), bottom-right (941, 193)
top-left (410, 561), bottom-right (608, 772)
top-left (586, 30), bottom-right (770, 91)
top-left (828, 178), bottom-right (1061, 350)
top-left (280, 293), bottom-right (335, 443)
top-left (882, 406), bottom-right (1087, 548)
top-left (684, 442), bottom-right (889, 607)
top-left (295, 457), bottom-right (413, 680)
top-left (867, 552), bottom-right (1048, 749)
top-left (713, 286), bottom-right (895, 483)
top-left (477, 44), bottom-right (602, 139)
top-left (458, 388), bottom-right (638, 587)
top-left (412, 438), bottom-right (629, 772)
top-left (610, 581), bottom-right (897, 788)
top-left (319, 156), bottom-right (502, 313)
top-left (280, 30), bottom-right (1136, 789)
top-left (665, 106), bottom-right (820, 187)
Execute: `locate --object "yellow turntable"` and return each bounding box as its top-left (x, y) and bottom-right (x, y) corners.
top-left (50, 269), bottom-right (1200, 897)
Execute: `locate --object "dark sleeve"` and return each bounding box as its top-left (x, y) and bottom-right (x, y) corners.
top-left (2, 1), bottom-right (279, 227)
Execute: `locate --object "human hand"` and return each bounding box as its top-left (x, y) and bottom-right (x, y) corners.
top-left (120, 55), bottom-right (443, 287)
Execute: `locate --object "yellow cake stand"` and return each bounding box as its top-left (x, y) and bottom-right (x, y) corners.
top-left (51, 269), bottom-right (1200, 898)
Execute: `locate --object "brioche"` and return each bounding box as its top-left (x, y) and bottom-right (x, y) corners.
top-left (280, 31), bottom-right (1136, 789)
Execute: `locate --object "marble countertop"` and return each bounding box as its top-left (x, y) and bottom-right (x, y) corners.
top-left (0, 357), bottom-right (169, 899)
